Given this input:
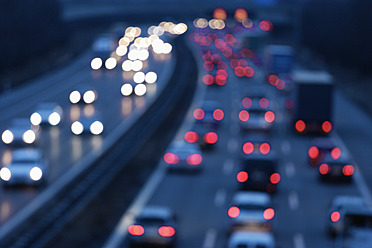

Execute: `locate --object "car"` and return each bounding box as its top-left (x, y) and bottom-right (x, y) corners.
top-left (30, 102), bottom-right (63, 126)
top-left (241, 134), bottom-right (272, 156)
top-left (239, 105), bottom-right (275, 133)
top-left (70, 112), bottom-right (104, 135)
top-left (237, 152), bottom-right (280, 193)
top-left (327, 195), bottom-right (369, 237)
top-left (0, 148), bottom-right (47, 186)
top-left (128, 206), bottom-right (177, 247)
top-left (1, 118), bottom-right (38, 146)
top-left (121, 82), bottom-right (147, 97)
top-left (69, 84), bottom-right (98, 104)
top-left (307, 137), bottom-right (339, 167)
top-left (227, 191), bottom-right (275, 233)
top-left (227, 230), bottom-right (275, 248)
top-left (163, 140), bottom-right (203, 172)
top-left (193, 100), bottom-right (224, 129)
top-left (318, 152), bottom-right (354, 182)
top-left (183, 125), bottom-right (219, 149)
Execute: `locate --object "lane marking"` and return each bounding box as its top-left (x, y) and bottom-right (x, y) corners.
top-left (288, 191), bottom-right (299, 211)
top-left (285, 161), bottom-right (296, 178)
top-left (227, 138), bottom-right (239, 154)
top-left (281, 140), bottom-right (291, 155)
top-left (214, 189), bottom-right (226, 207)
top-left (293, 233), bottom-right (306, 248)
top-left (202, 229), bottom-right (217, 248)
top-left (223, 159), bottom-right (234, 175)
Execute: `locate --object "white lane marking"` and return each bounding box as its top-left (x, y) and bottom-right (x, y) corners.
top-left (214, 189), bottom-right (226, 207)
top-left (281, 140), bottom-right (291, 155)
top-left (223, 159), bottom-right (234, 175)
top-left (227, 138), bottom-right (239, 154)
top-left (285, 161), bottom-right (296, 178)
top-left (288, 191), bottom-right (299, 211)
top-left (202, 229), bottom-right (217, 248)
top-left (229, 123), bottom-right (240, 136)
top-left (293, 233), bottom-right (306, 248)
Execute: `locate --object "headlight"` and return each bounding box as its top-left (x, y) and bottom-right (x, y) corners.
top-left (70, 90), bottom-right (81, 104)
top-left (2, 130), bottom-right (14, 144)
top-left (48, 112), bottom-right (61, 126)
top-left (71, 121), bottom-right (84, 135)
top-left (134, 84), bottom-right (147, 96)
top-left (91, 57), bottom-right (103, 70)
top-left (83, 90), bottom-right (96, 104)
top-left (30, 112), bottom-right (42, 125)
top-left (105, 57), bottom-right (117, 70)
top-left (0, 167), bottom-right (11, 181)
top-left (145, 71), bottom-right (157, 84)
top-left (23, 130), bottom-right (36, 144)
top-left (90, 121), bottom-right (104, 135)
top-left (121, 83), bottom-right (133, 96)
top-left (30, 167), bottom-right (42, 181)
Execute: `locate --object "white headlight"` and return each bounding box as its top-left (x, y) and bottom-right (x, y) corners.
top-left (30, 112), bottom-right (42, 126)
top-left (138, 50), bottom-right (149, 61)
top-left (134, 84), bottom-right (147, 96)
top-left (30, 167), bottom-right (42, 181)
top-left (90, 121), bottom-right (104, 135)
top-left (70, 90), bottom-right (81, 104)
top-left (133, 72), bottom-right (145, 83)
top-left (23, 130), bottom-right (36, 144)
top-left (105, 57), bottom-right (117, 70)
top-left (116, 45), bottom-right (128, 57)
top-left (2, 130), bottom-right (14, 144)
top-left (132, 60), bottom-right (143, 72)
top-left (121, 83), bottom-right (133, 96)
top-left (71, 121), bottom-right (84, 135)
top-left (145, 71), bottom-right (157, 84)
top-left (91, 58), bottom-right (103, 70)
top-left (0, 167), bottom-right (11, 181)
top-left (48, 112), bottom-right (61, 126)
top-left (122, 60), bottom-right (132, 71)
top-left (83, 90), bottom-right (96, 104)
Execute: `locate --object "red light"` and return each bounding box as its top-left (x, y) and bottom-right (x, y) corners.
top-left (222, 47), bottom-right (232, 57)
top-left (260, 143), bottom-right (271, 155)
top-left (215, 39), bottom-right (226, 50)
top-left (216, 69), bottom-right (228, 77)
top-left (342, 165), bottom-right (354, 176)
top-left (186, 153), bottom-right (203, 165)
top-left (230, 59), bottom-right (239, 69)
top-left (244, 67), bottom-right (255, 77)
top-left (184, 131), bottom-right (199, 143)
top-left (202, 74), bottom-right (214, 85)
top-left (276, 79), bottom-right (285, 90)
top-left (295, 120), bottom-right (306, 132)
top-left (331, 211), bottom-right (341, 223)
top-left (243, 142), bottom-right (254, 154)
top-left (128, 225), bottom-right (144, 236)
top-left (331, 147), bottom-right (342, 160)
top-left (234, 66), bottom-right (245, 77)
top-left (213, 109), bottom-right (224, 121)
top-left (158, 226), bottom-right (176, 237)
top-left (164, 152), bottom-right (180, 165)
top-left (268, 74), bottom-right (278, 85)
top-left (237, 171), bottom-right (248, 182)
top-left (239, 110), bottom-right (250, 122)
top-left (215, 75), bottom-right (227, 85)
top-left (308, 146), bottom-right (319, 159)
top-left (263, 208), bottom-right (275, 220)
top-left (265, 111), bottom-right (275, 123)
top-left (203, 61), bottom-right (214, 71)
top-left (259, 20), bottom-right (273, 31)
top-left (202, 53), bottom-right (212, 62)
top-left (270, 173), bottom-right (280, 184)
top-left (228, 206), bottom-right (240, 218)
top-left (259, 98), bottom-right (269, 109)
top-left (211, 54), bottom-right (221, 64)
top-left (238, 59), bottom-right (249, 67)
top-left (193, 108), bottom-right (205, 120)
top-left (213, 7), bottom-right (227, 20)
top-left (242, 97), bottom-right (252, 108)
top-left (204, 132), bottom-right (218, 144)
top-left (319, 163), bottom-right (330, 175)
top-left (322, 121), bottom-right (332, 133)
top-left (285, 98), bottom-right (294, 109)
top-left (224, 34), bottom-right (236, 45)
top-left (217, 62), bottom-right (228, 70)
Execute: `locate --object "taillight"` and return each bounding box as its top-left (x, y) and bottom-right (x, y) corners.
top-left (260, 143), bottom-right (271, 155)
top-left (264, 111), bottom-right (275, 123)
top-left (202, 74), bottom-right (214, 85)
top-left (331, 147), bottom-right (341, 160)
top-left (242, 97), bottom-right (252, 108)
top-left (213, 109), bottom-right (224, 121)
top-left (158, 226), bottom-right (176, 237)
top-left (215, 75), bottom-right (227, 85)
top-left (193, 108), bottom-right (205, 120)
top-left (244, 66), bottom-right (255, 77)
top-left (128, 225), bottom-right (144, 236)
top-left (322, 121), bottom-right (332, 133)
top-left (228, 206), bottom-right (240, 218)
top-left (184, 131), bottom-right (199, 143)
top-left (331, 211), bottom-right (341, 223)
top-left (186, 154), bottom-right (203, 165)
top-left (319, 163), bottom-right (330, 175)
top-left (270, 173), bottom-right (280, 184)
top-left (295, 120), bottom-right (306, 133)
top-left (239, 110), bottom-right (249, 122)
top-left (263, 208), bottom-right (275, 220)
top-left (237, 171), bottom-right (248, 182)
top-left (342, 165), bottom-right (354, 176)
top-left (267, 74), bottom-right (278, 85)
top-left (308, 146), bottom-right (319, 159)
top-left (234, 66), bottom-right (245, 77)
top-left (164, 153), bottom-right (180, 165)
top-left (243, 142), bottom-right (254, 155)
top-left (259, 98), bottom-right (269, 109)
top-left (203, 132), bottom-right (218, 144)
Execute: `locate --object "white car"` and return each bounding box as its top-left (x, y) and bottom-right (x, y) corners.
top-left (227, 230), bottom-right (275, 248)
top-left (2, 118), bottom-right (38, 146)
top-left (69, 84), bottom-right (98, 104)
top-left (71, 112), bottom-right (104, 135)
top-left (0, 148), bottom-right (47, 186)
top-left (30, 102), bottom-right (63, 126)
top-left (163, 141), bottom-right (203, 172)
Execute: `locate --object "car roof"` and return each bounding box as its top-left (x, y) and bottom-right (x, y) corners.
top-left (11, 148), bottom-right (42, 161)
top-left (323, 151), bottom-right (351, 164)
top-left (241, 150), bottom-right (277, 162)
top-left (168, 140), bottom-right (200, 152)
top-left (229, 230), bottom-right (274, 245)
top-left (332, 195), bottom-right (365, 208)
top-left (232, 191), bottom-right (271, 206)
top-left (139, 206), bottom-right (174, 220)
top-left (310, 137), bottom-right (336, 148)
top-left (10, 118), bottom-right (32, 127)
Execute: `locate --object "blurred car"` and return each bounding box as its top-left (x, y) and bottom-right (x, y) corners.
top-left (183, 125), bottom-right (219, 150)
top-left (70, 112), bottom-right (104, 135)
top-left (318, 153), bottom-right (354, 182)
top-left (69, 84), bottom-right (98, 104)
top-left (128, 206), bottom-right (177, 247)
top-left (1, 118), bottom-right (38, 146)
top-left (90, 34), bottom-right (116, 70)
top-left (307, 137), bottom-right (339, 167)
top-left (327, 195), bottom-right (368, 237)
top-left (228, 191), bottom-right (275, 233)
top-left (30, 102), bottom-right (63, 126)
top-left (121, 82), bottom-right (147, 97)
top-left (241, 134), bottom-right (272, 156)
top-left (0, 148), bottom-right (47, 186)
top-left (193, 100), bottom-right (224, 129)
top-left (227, 230), bottom-right (275, 248)
top-left (237, 152), bottom-right (280, 193)
top-left (163, 141), bottom-right (203, 172)
top-left (239, 105), bottom-right (275, 133)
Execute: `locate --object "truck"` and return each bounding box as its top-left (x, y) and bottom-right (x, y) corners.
top-left (292, 70), bottom-right (334, 134)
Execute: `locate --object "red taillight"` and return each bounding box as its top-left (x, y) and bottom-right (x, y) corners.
top-left (213, 109), bottom-right (224, 121)
top-left (193, 108), bottom-right (205, 120)
top-left (263, 208), bottom-right (275, 220)
top-left (158, 226), bottom-right (176, 237)
top-left (184, 131), bottom-right (199, 143)
top-left (319, 163), bottom-right (330, 175)
top-left (164, 152), bottom-right (180, 165)
top-left (230, 59), bottom-right (239, 69)
top-left (242, 97), bottom-right (252, 108)
top-left (331, 147), bottom-right (341, 160)
top-left (203, 61), bottom-right (214, 71)
top-left (234, 66), bottom-right (245, 77)
top-left (265, 111), bottom-right (275, 123)
top-left (259, 19), bottom-right (273, 31)
top-left (237, 171), bottom-right (248, 182)
top-left (244, 66), bottom-right (255, 77)
top-left (215, 75), bottom-right (227, 86)
top-left (342, 165), bottom-right (354, 176)
top-left (239, 110), bottom-right (250, 122)
top-left (203, 132), bottom-right (218, 144)
top-left (322, 121), bottom-right (332, 133)
top-left (308, 146), bottom-right (319, 159)
top-left (228, 206), bottom-right (240, 218)
top-left (216, 69), bottom-right (228, 77)
top-left (295, 120), bottom-right (306, 133)
top-left (202, 74), bottom-right (214, 85)
top-left (186, 154), bottom-right (202, 165)
top-left (331, 211), bottom-right (341, 223)
top-left (259, 98), bottom-right (269, 109)
top-left (270, 173), bottom-right (281, 184)
top-left (268, 74), bottom-right (278, 85)
top-left (128, 225), bottom-right (144, 236)
top-left (243, 142), bottom-right (254, 155)
top-left (260, 142), bottom-right (271, 155)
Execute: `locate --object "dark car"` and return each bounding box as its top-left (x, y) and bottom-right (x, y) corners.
top-left (193, 100), bottom-right (224, 129)
top-left (307, 137), bottom-right (339, 167)
top-left (318, 153), bottom-right (354, 182)
top-left (184, 124), bottom-right (219, 150)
